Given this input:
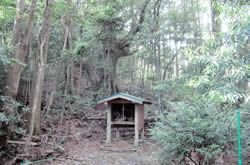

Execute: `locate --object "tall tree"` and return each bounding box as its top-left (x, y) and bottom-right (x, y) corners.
top-left (153, 0), bottom-right (162, 80)
top-left (210, 0), bottom-right (221, 39)
top-left (98, 0), bottom-right (150, 95)
top-left (1, 0), bottom-right (37, 147)
top-left (5, 0), bottom-right (37, 100)
top-left (28, 0), bottom-right (54, 136)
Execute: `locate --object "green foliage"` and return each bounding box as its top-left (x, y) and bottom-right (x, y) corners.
top-left (61, 94), bottom-right (94, 114)
top-left (151, 1), bottom-right (249, 164)
top-left (44, 92), bottom-right (95, 119)
top-left (151, 97), bottom-right (237, 164)
top-left (86, 0), bottom-right (130, 21)
top-left (154, 78), bottom-right (194, 101)
top-left (54, 1), bottom-right (67, 19)
top-left (0, 44), bottom-right (16, 65)
top-left (0, 0), bottom-right (16, 26)
top-left (0, 45), bottom-right (16, 96)
top-left (184, 1), bottom-right (249, 103)
top-left (0, 96), bottom-right (29, 137)
top-left (240, 102), bottom-right (250, 159)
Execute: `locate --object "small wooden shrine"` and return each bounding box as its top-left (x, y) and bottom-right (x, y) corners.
top-left (98, 93), bottom-right (152, 146)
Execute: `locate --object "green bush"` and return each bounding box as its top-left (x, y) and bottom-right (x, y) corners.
top-left (0, 96), bottom-right (29, 138)
top-left (240, 102), bottom-right (250, 160)
top-left (150, 97), bottom-right (238, 165)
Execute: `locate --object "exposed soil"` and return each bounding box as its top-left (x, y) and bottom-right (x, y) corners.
top-left (51, 138), bottom-right (159, 165)
top-left (48, 115), bottom-right (160, 165)
top-left (4, 112), bottom-right (160, 165)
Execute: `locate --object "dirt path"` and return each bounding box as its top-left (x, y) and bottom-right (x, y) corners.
top-left (24, 116), bottom-right (160, 165)
top-left (50, 138), bottom-right (159, 165)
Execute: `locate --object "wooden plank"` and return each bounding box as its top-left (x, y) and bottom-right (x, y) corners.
top-left (111, 121), bottom-right (135, 125)
top-left (86, 117), bottom-right (106, 120)
top-left (109, 99), bottom-right (132, 104)
top-left (106, 103), bottom-right (111, 143)
top-left (100, 146), bottom-right (137, 153)
top-left (116, 128), bottom-right (120, 140)
top-left (134, 104), bottom-right (139, 147)
top-left (7, 140), bottom-right (38, 146)
top-left (138, 104), bottom-right (144, 131)
top-left (140, 128), bottom-right (144, 140)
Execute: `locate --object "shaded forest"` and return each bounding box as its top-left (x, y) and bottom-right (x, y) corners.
top-left (0, 0), bottom-right (249, 164)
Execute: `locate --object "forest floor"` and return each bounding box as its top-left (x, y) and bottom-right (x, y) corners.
top-left (9, 112), bottom-right (160, 165)
top-left (51, 138), bottom-right (159, 165)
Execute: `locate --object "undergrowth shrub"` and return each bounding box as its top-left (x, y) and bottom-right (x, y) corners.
top-left (0, 96), bottom-right (29, 138)
top-left (240, 101), bottom-right (250, 161)
top-left (151, 97), bottom-right (238, 165)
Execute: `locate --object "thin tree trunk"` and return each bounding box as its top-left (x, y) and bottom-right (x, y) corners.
top-left (152, 0), bottom-right (161, 81)
top-left (44, 62), bottom-right (59, 116)
top-left (157, 39), bottom-right (161, 80)
top-left (45, 88), bottom-right (56, 115)
top-left (29, 0), bottom-right (54, 136)
top-left (174, 40), bottom-right (179, 77)
top-left (59, 0), bottom-right (74, 125)
top-left (62, 0), bottom-right (74, 95)
top-left (146, 53), bottom-right (150, 86)
top-left (153, 40), bottom-right (157, 81)
top-left (210, 0), bottom-right (221, 39)
top-left (162, 36), bottom-right (167, 80)
top-left (26, 29), bottom-right (49, 150)
top-left (25, 58), bottom-right (43, 151)
top-left (77, 63), bottom-right (83, 96)
top-left (128, 56), bottom-right (133, 94)
top-left (141, 57), bottom-right (146, 89)
top-left (70, 63), bottom-right (76, 95)
top-left (196, 0), bottom-right (202, 42)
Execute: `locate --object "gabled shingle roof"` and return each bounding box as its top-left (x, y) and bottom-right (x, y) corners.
top-left (97, 93), bottom-right (152, 104)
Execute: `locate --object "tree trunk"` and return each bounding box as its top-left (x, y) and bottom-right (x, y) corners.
top-left (12, 0), bottom-right (26, 46)
top-left (62, 0), bottom-right (74, 96)
top-left (77, 63), bottom-right (83, 96)
top-left (175, 41), bottom-right (179, 78)
top-left (210, 0), bottom-right (221, 38)
top-left (1, 0), bottom-right (37, 148)
top-left (108, 54), bottom-right (119, 95)
top-left (29, 0), bottom-right (54, 136)
top-left (98, 0), bottom-right (150, 95)
top-left (157, 39), bottom-right (161, 80)
top-left (141, 56), bottom-right (146, 89)
top-left (5, 0), bottom-right (37, 100)
top-left (58, 0), bottom-right (74, 124)
top-left (44, 64), bottom-right (58, 116)
top-left (25, 61), bottom-right (43, 151)
top-left (70, 63), bottom-right (76, 95)
top-left (153, 0), bottom-right (162, 81)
